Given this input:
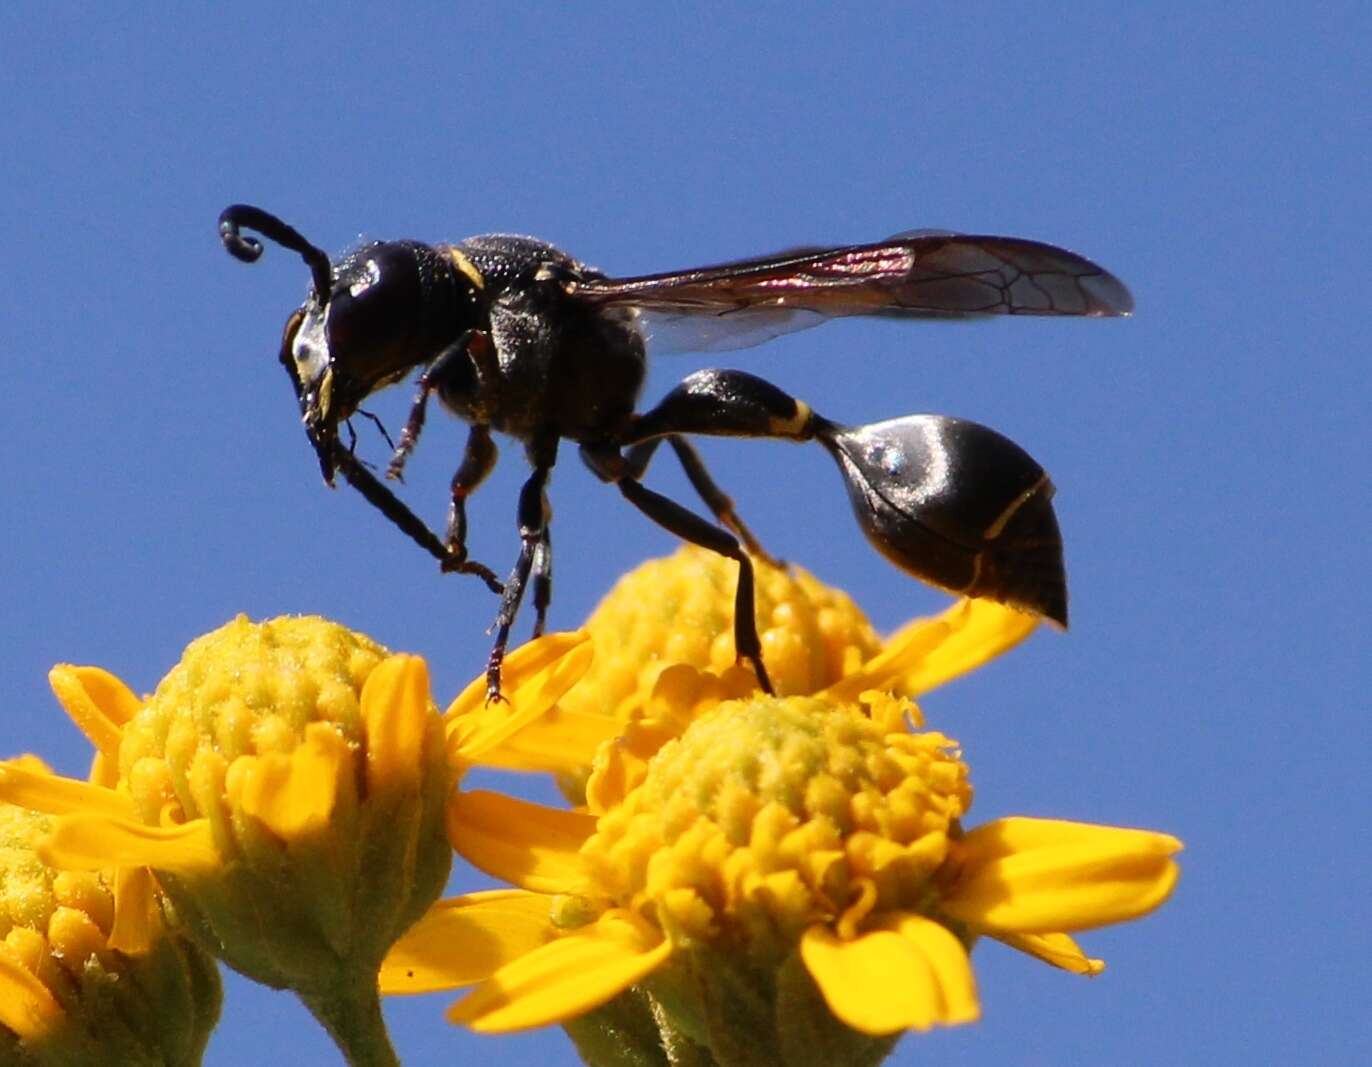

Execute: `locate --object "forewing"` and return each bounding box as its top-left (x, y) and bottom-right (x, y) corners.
top-left (630, 305), bottom-right (832, 353)
top-left (576, 233), bottom-right (1132, 353)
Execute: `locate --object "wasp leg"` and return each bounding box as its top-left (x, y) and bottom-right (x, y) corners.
top-left (387, 332), bottom-right (483, 482)
top-left (486, 438), bottom-right (558, 702)
top-left (672, 437), bottom-right (782, 568)
top-left (331, 443), bottom-right (503, 595)
top-left (620, 437), bottom-right (660, 480)
top-left (356, 408), bottom-right (397, 454)
top-left (530, 530), bottom-right (552, 638)
top-left (343, 419), bottom-right (361, 456)
top-left (622, 436), bottom-right (780, 566)
top-left (618, 478), bottom-right (773, 695)
top-left (581, 442), bottom-right (774, 696)
top-left (386, 385), bottom-right (431, 482)
top-left (441, 424), bottom-right (499, 572)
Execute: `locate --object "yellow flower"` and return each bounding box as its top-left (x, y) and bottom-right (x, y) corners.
top-left (383, 693), bottom-right (1180, 1056)
top-left (0, 757), bottom-right (221, 1065)
top-left (0, 616), bottom-right (589, 1065)
top-left (483, 546), bottom-right (1037, 789)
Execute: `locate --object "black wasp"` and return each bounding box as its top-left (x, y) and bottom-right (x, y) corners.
top-left (218, 205), bottom-right (1131, 698)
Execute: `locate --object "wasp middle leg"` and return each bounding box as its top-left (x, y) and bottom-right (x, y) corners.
top-left (485, 436), bottom-right (558, 701)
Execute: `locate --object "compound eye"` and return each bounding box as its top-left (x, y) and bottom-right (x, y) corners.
top-left (325, 244), bottom-right (423, 360)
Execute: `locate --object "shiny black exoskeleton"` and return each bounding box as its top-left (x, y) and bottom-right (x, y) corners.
top-left (219, 204), bottom-right (1133, 697)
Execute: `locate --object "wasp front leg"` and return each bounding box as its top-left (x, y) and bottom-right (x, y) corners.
top-left (388, 332), bottom-right (487, 482)
top-left (330, 444), bottom-right (502, 593)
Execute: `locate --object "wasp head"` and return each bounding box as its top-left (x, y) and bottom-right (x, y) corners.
top-left (276, 301), bottom-right (341, 482)
top-left (221, 204), bottom-right (481, 485)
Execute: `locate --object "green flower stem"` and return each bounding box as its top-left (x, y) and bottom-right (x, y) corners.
top-left (298, 983), bottom-right (400, 1067)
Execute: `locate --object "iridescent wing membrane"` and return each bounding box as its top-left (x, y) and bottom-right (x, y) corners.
top-left (575, 233), bottom-right (1133, 352)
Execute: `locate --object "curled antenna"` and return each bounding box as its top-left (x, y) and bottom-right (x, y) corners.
top-left (218, 204), bottom-right (333, 301)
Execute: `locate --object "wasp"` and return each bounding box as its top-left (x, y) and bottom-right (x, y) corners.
top-left (218, 204), bottom-right (1131, 698)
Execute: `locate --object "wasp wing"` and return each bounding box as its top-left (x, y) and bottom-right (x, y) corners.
top-left (627, 306), bottom-right (833, 353)
top-left (575, 234), bottom-right (1132, 353)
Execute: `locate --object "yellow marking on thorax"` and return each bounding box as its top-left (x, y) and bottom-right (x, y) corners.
top-left (445, 247), bottom-right (485, 290)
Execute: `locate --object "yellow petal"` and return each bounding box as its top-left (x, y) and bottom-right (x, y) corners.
top-left (993, 931), bottom-right (1105, 976)
top-left (446, 631), bottom-right (591, 723)
top-left (801, 922), bottom-right (976, 1034)
top-left (891, 598), bottom-right (1037, 696)
top-left (942, 817), bottom-right (1182, 933)
top-left (449, 637), bottom-right (595, 765)
top-left (0, 946), bottom-right (63, 1038)
top-left (87, 751), bottom-right (121, 790)
top-left (475, 708), bottom-right (620, 774)
top-left (4, 754), bottom-right (53, 774)
top-left (40, 812), bottom-right (220, 875)
top-left (957, 816), bottom-right (1182, 860)
top-left (889, 914), bottom-right (980, 1024)
top-left (819, 611), bottom-right (953, 703)
top-left (232, 722), bottom-right (348, 839)
top-left (47, 665), bottom-right (137, 762)
top-left (584, 720), bottom-right (679, 816)
top-left (447, 790), bottom-right (596, 895)
top-left (361, 655), bottom-right (432, 793)
top-left (380, 890), bottom-right (557, 995)
top-left (447, 910), bottom-right (670, 1032)
top-left (67, 665), bottom-right (143, 724)
top-left (0, 761), bottom-right (137, 819)
top-left (108, 867), bottom-right (159, 955)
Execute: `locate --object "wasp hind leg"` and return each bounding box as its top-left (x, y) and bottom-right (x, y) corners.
top-left (582, 442), bottom-right (774, 696)
top-left (623, 436), bottom-right (783, 569)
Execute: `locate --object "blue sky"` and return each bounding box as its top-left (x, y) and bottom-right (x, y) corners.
top-left (2, 4), bottom-right (1367, 1064)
